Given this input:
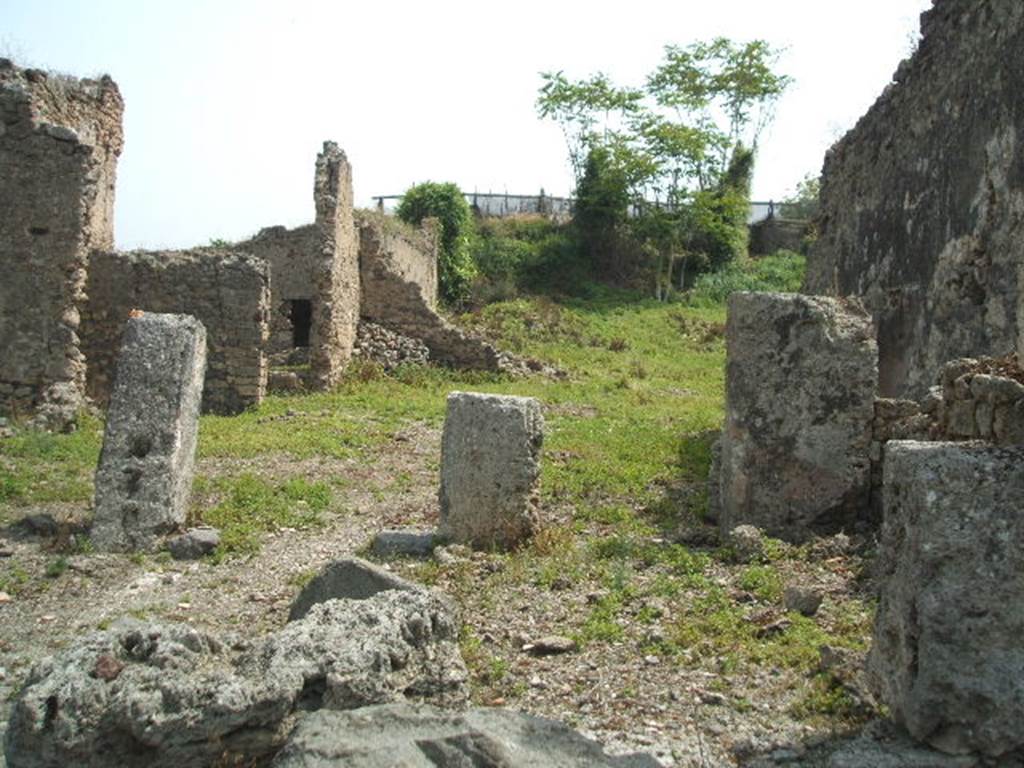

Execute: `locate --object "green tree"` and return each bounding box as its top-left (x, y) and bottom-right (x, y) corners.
top-left (537, 38), bottom-right (789, 296)
top-left (783, 173), bottom-right (821, 219)
top-left (396, 182), bottom-right (477, 308)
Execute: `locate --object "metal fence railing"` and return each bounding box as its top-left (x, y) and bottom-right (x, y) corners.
top-left (371, 192), bottom-right (813, 224)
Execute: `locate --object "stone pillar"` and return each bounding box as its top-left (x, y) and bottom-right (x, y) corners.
top-left (868, 440), bottom-right (1024, 758)
top-left (0, 59), bottom-right (123, 429)
top-left (310, 141), bottom-right (359, 389)
top-left (92, 314), bottom-right (207, 552)
top-left (438, 392), bottom-right (543, 549)
top-left (717, 292), bottom-right (877, 541)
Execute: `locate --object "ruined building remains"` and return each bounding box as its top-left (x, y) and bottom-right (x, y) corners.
top-left (0, 59), bottom-right (513, 427)
top-left (805, 0), bottom-right (1024, 398)
top-left (0, 60), bottom-right (123, 426)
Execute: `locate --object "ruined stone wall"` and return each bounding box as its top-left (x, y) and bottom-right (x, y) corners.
top-left (235, 224), bottom-right (317, 353)
top-left (82, 249), bottom-right (269, 414)
top-left (357, 214), bottom-right (502, 371)
top-left (805, 1), bottom-right (1024, 398)
top-left (310, 142), bottom-right (360, 389)
top-left (0, 60), bottom-right (123, 420)
top-left (357, 211), bottom-right (438, 316)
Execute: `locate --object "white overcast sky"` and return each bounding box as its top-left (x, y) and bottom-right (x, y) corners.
top-left (3, 0), bottom-right (931, 250)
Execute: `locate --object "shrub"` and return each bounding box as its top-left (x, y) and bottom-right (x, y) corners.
top-left (396, 182), bottom-right (477, 308)
top-left (683, 250), bottom-right (806, 306)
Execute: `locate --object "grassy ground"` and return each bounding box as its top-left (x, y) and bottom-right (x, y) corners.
top-left (0, 254), bottom-right (875, 745)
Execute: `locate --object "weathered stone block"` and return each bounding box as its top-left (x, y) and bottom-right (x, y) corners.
top-left (438, 392), bottom-right (543, 549)
top-left (869, 441), bottom-right (1024, 757)
top-left (288, 557), bottom-right (416, 622)
top-left (718, 293), bottom-right (877, 541)
top-left (91, 314), bottom-right (206, 552)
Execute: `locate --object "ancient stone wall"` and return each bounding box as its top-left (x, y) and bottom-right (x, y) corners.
top-left (310, 142), bottom-right (360, 389)
top-left (805, 1), bottom-right (1024, 398)
top-left (357, 211), bottom-right (438, 317)
top-left (357, 214), bottom-right (502, 371)
top-left (81, 249), bottom-right (269, 414)
top-left (0, 60), bottom-right (123, 422)
top-left (235, 224), bottom-right (317, 353)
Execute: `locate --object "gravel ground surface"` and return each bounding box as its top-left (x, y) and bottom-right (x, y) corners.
top-left (0, 419), bottom-right (1003, 767)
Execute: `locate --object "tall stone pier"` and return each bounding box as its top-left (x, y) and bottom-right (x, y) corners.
top-left (310, 141), bottom-right (360, 389)
top-left (0, 59), bottom-right (123, 428)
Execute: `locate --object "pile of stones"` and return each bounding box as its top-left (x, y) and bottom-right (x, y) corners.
top-left (352, 321), bottom-right (430, 370)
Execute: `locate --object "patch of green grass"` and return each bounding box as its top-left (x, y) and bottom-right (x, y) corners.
top-left (0, 562), bottom-right (30, 595)
top-left (738, 564), bottom-right (784, 602)
top-left (0, 413), bottom-right (103, 512)
top-left (683, 250), bottom-right (806, 306)
top-left (790, 673), bottom-right (867, 725)
top-left (44, 557), bottom-right (69, 579)
top-left (198, 474), bottom-right (332, 559)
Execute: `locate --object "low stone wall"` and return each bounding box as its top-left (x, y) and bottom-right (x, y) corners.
top-left (82, 249), bottom-right (269, 414)
top-left (0, 60), bottom-right (123, 425)
top-left (235, 224), bottom-right (317, 353)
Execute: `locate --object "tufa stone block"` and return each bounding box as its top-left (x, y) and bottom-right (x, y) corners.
top-left (717, 293), bottom-right (877, 541)
top-left (438, 392), bottom-right (543, 550)
top-left (91, 314), bottom-right (206, 552)
top-left (868, 441), bottom-right (1024, 758)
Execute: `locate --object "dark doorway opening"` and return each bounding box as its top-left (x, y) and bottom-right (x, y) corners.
top-left (290, 299), bottom-right (312, 347)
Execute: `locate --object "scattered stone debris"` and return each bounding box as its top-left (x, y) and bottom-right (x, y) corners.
top-left (354, 321), bottom-right (430, 370)
top-left (270, 703), bottom-right (661, 767)
top-left (4, 588), bottom-right (467, 768)
top-left (438, 392), bottom-right (544, 550)
top-left (91, 314), bottom-right (207, 553)
top-left (166, 526), bottom-right (220, 560)
top-left (869, 440), bottom-right (1024, 758)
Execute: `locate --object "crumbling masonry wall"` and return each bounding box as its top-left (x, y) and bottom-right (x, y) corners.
top-left (357, 214), bottom-right (502, 370)
top-left (310, 142), bottom-right (360, 389)
top-left (0, 59), bottom-right (123, 419)
top-left (81, 249), bottom-right (269, 414)
top-left (805, 0), bottom-right (1024, 398)
top-left (235, 224), bottom-right (318, 353)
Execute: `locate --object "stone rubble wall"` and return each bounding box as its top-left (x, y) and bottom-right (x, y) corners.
top-left (805, 0), bottom-right (1024, 399)
top-left (357, 214), bottom-right (503, 371)
top-left (310, 142), bottom-right (360, 389)
top-left (81, 249), bottom-right (269, 414)
top-left (0, 59), bottom-right (123, 422)
top-left (235, 224), bottom-right (317, 353)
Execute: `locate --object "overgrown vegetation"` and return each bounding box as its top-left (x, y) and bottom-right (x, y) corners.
top-left (396, 181), bottom-right (478, 308)
top-left (537, 38), bottom-right (790, 296)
